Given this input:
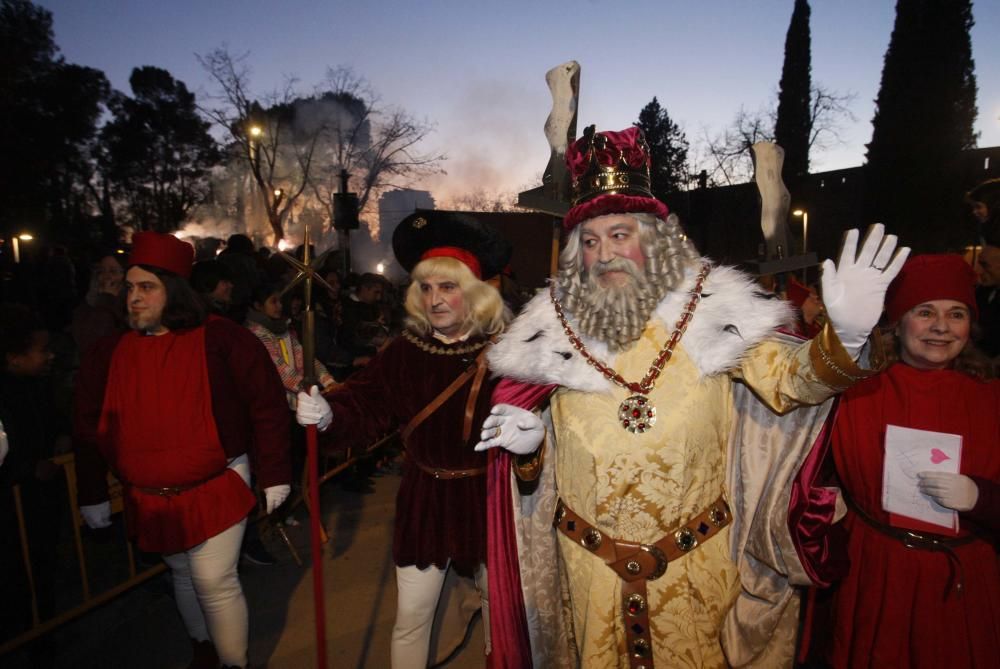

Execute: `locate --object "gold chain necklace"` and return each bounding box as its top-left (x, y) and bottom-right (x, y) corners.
top-left (402, 330), bottom-right (488, 356)
top-left (549, 262), bottom-right (711, 434)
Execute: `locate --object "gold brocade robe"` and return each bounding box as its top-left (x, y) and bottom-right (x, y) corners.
top-left (487, 263), bottom-right (876, 669)
top-left (552, 318), bottom-right (841, 668)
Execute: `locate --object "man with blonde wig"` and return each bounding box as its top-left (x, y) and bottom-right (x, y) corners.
top-left (473, 126), bottom-right (909, 669)
top-left (296, 211), bottom-right (510, 668)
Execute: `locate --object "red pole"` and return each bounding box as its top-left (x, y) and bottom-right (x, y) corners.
top-left (307, 422), bottom-right (327, 668)
top-left (299, 225), bottom-right (327, 668)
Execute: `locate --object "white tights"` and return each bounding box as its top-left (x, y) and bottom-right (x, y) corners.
top-left (391, 562), bottom-right (488, 669)
top-left (162, 456), bottom-right (250, 668)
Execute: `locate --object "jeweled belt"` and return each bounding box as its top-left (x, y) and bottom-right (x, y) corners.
top-left (554, 495), bottom-right (731, 669)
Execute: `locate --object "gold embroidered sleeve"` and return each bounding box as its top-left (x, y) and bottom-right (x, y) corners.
top-left (735, 323), bottom-right (885, 413)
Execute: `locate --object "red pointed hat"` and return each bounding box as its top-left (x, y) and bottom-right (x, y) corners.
top-left (129, 231), bottom-right (195, 278)
top-left (562, 125), bottom-right (670, 231)
top-left (884, 254), bottom-right (978, 324)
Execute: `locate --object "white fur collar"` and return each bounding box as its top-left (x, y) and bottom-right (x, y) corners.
top-left (487, 260), bottom-right (794, 393)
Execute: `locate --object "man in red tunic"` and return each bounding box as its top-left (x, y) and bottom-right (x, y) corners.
top-left (296, 211), bottom-right (511, 669)
top-left (74, 232), bottom-right (291, 669)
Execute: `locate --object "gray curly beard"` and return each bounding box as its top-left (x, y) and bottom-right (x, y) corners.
top-left (555, 214), bottom-right (700, 352)
top-left (572, 258), bottom-right (665, 351)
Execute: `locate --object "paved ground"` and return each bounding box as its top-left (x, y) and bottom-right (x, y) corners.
top-left (5, 472), bottom-right (485, 669)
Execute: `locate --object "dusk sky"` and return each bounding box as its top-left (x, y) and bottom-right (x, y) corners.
top-left (36, 1), bottom-right (1000, 204)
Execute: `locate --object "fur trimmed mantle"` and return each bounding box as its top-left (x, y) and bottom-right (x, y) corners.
top-left (488, 261), bottom-right (794, 389)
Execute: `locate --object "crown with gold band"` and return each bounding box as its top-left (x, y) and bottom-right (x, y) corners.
top-left (569, 125), bottom-right (655, 206)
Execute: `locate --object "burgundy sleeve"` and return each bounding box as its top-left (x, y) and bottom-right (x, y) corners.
top-left (72, 333), bottom-right (121, 506)
top-left (322, 338), bottom-right (401, 452)
top-left (963, 475), bottom-right (1000, 533)
top-left (210, 319), bottom-right (292, 490)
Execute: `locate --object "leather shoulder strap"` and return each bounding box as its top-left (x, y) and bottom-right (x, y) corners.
top-left (400, 347), bottom-right (489, 445)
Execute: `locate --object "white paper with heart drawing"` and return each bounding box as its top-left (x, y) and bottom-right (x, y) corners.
top-left (881, 424), bottom-right (963, 531)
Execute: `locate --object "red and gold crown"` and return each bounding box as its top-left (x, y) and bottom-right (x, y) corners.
top-left (563, 125), bottom-right (669, 230)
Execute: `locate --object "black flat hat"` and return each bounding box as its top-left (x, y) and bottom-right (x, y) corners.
top-left (392, 210), bottom-right (512, 279)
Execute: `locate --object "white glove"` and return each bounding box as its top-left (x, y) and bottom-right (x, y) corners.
top-left (296, 386), bottom-right (332, 431)
top-left (264, 484), bottom-right (291, 514)
top-left (474, 404), bottom-right (545, 455)
top-left (820, 223), bottom-right (910, 357)
top-left (0, 419), bottom-right (8, 468)
top-left (80, 501), bottom-right (112, 529)
top-left (918, 472), bottom-right (979, 512)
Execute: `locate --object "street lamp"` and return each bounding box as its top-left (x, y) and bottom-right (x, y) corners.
top-left (792, 209), bottom-right (809, 255)
top-left (12, 233), bottom-right (33, 264)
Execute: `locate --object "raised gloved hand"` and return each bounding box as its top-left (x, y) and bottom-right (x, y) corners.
top-left (80, 501), bottom-right (112, 529)
top-left (264, 484), bottom-right (291, 514)
top-left (474, 404), bottom-right (545, 455)
top-left (820, 223), bottom-right (910, 357)
top-left (296, 386), bottom-right (332, 431)
top-left (918, 472), bottom-right (979, 512)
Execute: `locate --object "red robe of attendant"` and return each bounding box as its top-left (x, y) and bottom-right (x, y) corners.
top-left (830, 362), bottom-right (1000, 669)
top-left (74, 316), bottom-right (291, 553)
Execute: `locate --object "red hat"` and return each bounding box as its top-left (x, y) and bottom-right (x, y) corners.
top-left (785, 276), bottom-right (814, 308)
top-left (885, 254), bottom-right (978, 324)
top-left (562, 125), bottom-right (670, 231)
top-left (129, 231), bottom-right (194, 278)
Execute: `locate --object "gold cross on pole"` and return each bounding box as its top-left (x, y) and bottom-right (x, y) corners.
top-left (277, 224), bottom-right (335, 389)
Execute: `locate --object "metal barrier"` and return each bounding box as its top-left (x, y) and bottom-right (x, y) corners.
top-left (0, 452), bottom-right (166, 656)
top-left (0, 434), bottom-right (395, 657)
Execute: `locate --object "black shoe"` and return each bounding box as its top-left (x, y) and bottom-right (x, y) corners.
top-left (241, 543), bottom-right (276, 566)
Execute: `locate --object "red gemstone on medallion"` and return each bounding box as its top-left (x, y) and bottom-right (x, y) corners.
top-left (638, 423), bottom-right (645, 430)
top-left (647, 410), bottom-right (653, 417)
top-left (637, 397), bottom-right (645, 405)
top-left (632, 409), bottom-right (640, 418)
top-left (622, 420), bottom-right (630, 427)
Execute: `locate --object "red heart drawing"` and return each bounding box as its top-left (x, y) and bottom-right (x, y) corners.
top-left (930, 448), bottom-right (950, 464)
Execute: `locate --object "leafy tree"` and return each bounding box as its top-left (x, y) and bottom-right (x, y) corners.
top-left (773, 0), bottom-right (812, 184)
top-left (865, 0), bottom-right (978, 251)
top-left (99, 67), bottom-right (219, 232)
top-left (0, 0), bottom-right (109, 239)
top-left (636, 97), bottom-right (689, 199)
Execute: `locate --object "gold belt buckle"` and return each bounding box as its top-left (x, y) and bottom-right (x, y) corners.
top-left (639, 544), bottom-right (668, 580)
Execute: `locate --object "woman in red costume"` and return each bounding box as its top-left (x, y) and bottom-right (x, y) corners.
top-left (829, 254), bottom-right (1000, 668)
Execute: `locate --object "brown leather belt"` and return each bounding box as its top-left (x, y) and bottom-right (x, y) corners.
top-left (846, 495), bottom-right (976, 596)
top-left (412, 459), bottom-right (486, 480)
top-left (554, 495), bottom-right (731, 669)
top-left (132, 470), bottom-right (228, 497)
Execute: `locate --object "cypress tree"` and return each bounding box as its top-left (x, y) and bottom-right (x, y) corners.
top-left (865, 0), bottom-right (977, 252)
top-left (773, 0), bottom-right (812, 186)
top-left (637, 97), bottom-right (689, 200)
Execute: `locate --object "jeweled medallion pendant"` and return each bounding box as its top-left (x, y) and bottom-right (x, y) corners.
top-left (619, 395), bottom-right (655, 434)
